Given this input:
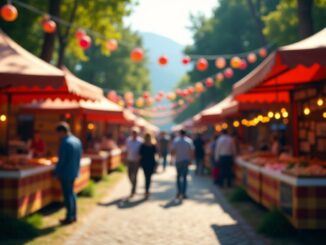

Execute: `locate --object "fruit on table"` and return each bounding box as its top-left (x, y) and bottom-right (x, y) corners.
top-left (284, 165), bottom-right (326, 177)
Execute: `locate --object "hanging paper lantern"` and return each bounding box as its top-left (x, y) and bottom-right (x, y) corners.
top-left (79, 35), bottom-right (92, 49)
top-left (176, 89), bottom-right (182, 96)
top-left (224, 68), bottom-right (234, 78)
top-left (240, 59), bottom-right (247, 70)
top-left (196, 58), bottom-right (208, 71)
top-left (42, 19), bottom-right (56, 33)
top-left (158, 55), bottom-right (168, 65)
top-left (259, 48), bottom-right (268, 57)
top-left (1, 4), bottom-right (18, 22)
top-left (205, 78), bottom-right (214, 88)
top-left (124, 92), bottom-right (133, 101)
top-left (188, 86), bottom-right (194, 94)
top-left (106, 39), bottom-right (118, 52)
top-left (230, 56), bottom-right (242, 69)
top-left (195, 82), bottom-right (204, 93)
top-left (178, 99), bottom-right (185, 106)
top-left (167, 92), bottom-right (176, 101)
top-left (182, 56), bottom-right (191, 65)
top-left (143, 91), bottom-right (150, 99)
top-left (136, 98), bottom-right (144, 107)
top-left (247, 53), bottom-right (257, 63)
top-left (182, 90), bottom-right (189, 97)
top-left (127, 99), bottom-right (134, 107)
top-left (131, 48), bottom-right (144, 62)
top-left (107, 91), bottom-right (118, 102)
top-left (75, 29), bottom-right (86, 39)
top-left (215, 57), bottom-right (226, 69)
top-left (155, 95), bottom-right (161, 102)
top-left (146, 97), bottom-right (154, 106)
top-left (215, 73), bottom-right (224, 82)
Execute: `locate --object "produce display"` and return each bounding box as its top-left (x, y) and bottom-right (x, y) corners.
top-left (0, 157), bottom-right (55, 170)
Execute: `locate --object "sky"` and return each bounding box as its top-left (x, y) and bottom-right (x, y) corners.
top-left (124, 0), bottom-right (218, 45)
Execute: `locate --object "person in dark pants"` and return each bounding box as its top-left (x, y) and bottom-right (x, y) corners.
top-left (171, 129), bottom-right (194, 200)
top-left (193, 134), bottom-right (205, 175)
top-left (158, 131), bottom-right (170, 171)
top-left (214, 129), bottom-right (236, 187)
top-left (54, 122), bottom-right (82, 225)
top-left (139, 133), bottom-right (158, 199)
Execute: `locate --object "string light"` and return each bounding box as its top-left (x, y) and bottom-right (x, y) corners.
top-left (317, 98), bottom-right (324, 106)
top-left (274, 112), bottom-right (281, 120)
top-left (268, 111), bottom-right (274, 118)
top-left (0, 114), bottom-right (7, 122)
top-left (303, 107), bottom-right (310, 116)
top-left (282, 111), bottom-right (289, 118)
top-left (87, 123), bottom-right (95, 130)
top-left (323, 112), bottom-right (326, 119)
top-left (233, 121), bottom-right (240, 128)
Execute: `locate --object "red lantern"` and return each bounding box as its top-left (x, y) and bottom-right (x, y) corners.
top-left (79, 35), bottom-right (92, 49)
top-left (230, 56), bottom-right (241, 69)
top-left (158, 55), bottom-right (168, 65)
top-left (215, 73), bottom-right (224, 82)
top-left (182, 90), bottom-right (189, 97)
top-left (182, 56), bottom-right (191, 65)
top-left (75, 29), bottom-right (86, 39)
top-left (205, 78), bottom-right (214, 88)
top-left (247, 53), bottom-right (257, 63)
top-left (1, 4), bottom-right (18, 22)
top-left (131, 48), bottom-right (144, 62)
top-left (240, 59), bottom-right (247, 70)
top-left (107, 39), bottom-right (118, 52)
top-left (42, 19), bottom-right (56, 33)
top-left (107, 91), bottom-right (118, 102)
top-left (259, 48), bottom-right (268, 57)
top-left (196, 58), bottom-right (208, 71)
top-left (188, 87), bottom-right (194, 94)
top-left (215, 57), bottom-right (226, 69)
top-left (224, 68), bottom-right (234, 78)
top-left (143, 91), bottom-right (150, 99)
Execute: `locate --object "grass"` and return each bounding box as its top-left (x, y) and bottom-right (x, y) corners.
top-left (116, 164), bottom-right (126, 173)
top-left (79, 180), bottom-right (96, 197)
top-left (228, 187), bottom-right (251, 203)
top-left (1, 171), bottom-right (125, 245)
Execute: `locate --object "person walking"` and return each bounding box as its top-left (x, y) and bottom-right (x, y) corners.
top-left (157, 131), bottom-right (170, 171)
top-left (54, 122), bottom-right (82, 225)
top-left (193, 133), bottom-right (205, 175)
top-left (214, 129), bottom-right (237, 187)
top-left (126, 127), bottom-right (143, 198)
top-left (171, 129), bottom-right (194, 200)
top-left (139, 133), bottom-right (158, 199)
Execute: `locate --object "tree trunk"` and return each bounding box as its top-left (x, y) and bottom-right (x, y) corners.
top-left (40, 0), bottom-right (61, 62)
top-left (297, 0), bottom-right (314, 38)
top-left (246, 0), bottom-right (267, 46)
top-left (56, 0), bottom-right (78, 68)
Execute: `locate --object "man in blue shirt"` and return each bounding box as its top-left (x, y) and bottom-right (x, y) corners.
top-left (55, 122), bottom-right (82, 225)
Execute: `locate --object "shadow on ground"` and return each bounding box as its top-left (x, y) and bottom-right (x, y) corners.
top-left (98, 197), bottom-right (147, 209)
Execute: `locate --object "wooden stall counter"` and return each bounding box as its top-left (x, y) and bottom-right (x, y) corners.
top-left (84, 152), bottom-right (109, 179)
top-left (0, 161), bottom-right (53, 218)
top-left (108, 148), bottom-right (122, 172)
top-left (52, 157), bottom-right (91, 202)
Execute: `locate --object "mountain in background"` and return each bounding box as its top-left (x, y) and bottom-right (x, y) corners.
top-left (141, 32), bottom-right (190, 130)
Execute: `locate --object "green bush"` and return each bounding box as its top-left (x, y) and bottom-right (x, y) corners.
top-left (24, 213), bottom-right (43, 228)
top-left (258, 209), bottom-right (295, 237)
top-left (228, 187), bottom-right (251, 203)
top-left (0, 214), bottom-right (40, 239)
top-left (79, 180), bottom-right (96, 197)
top-left (116, 164), bottom-right (126, 173)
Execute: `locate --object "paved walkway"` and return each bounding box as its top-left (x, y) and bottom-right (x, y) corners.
top-left (65, 166), bottom-right (265, 245)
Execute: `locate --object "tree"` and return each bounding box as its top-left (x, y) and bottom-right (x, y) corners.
top-left (75, 27), bottom-right (151, 95)
top-left (297, 0), bottom-right (314, 38)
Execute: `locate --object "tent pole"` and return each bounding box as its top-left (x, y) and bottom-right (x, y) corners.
top-left (5, 93), bottom-right (12, 155)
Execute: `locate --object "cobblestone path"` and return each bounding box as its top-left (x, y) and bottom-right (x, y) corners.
top-left (65, 166), bottom-right (265, 245)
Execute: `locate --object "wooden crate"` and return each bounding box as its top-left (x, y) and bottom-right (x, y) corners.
top-left (85, 153), bottom-right (109, 179)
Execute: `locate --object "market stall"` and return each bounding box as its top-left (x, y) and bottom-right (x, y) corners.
top-left (108, 148), bottom-right (122, 172)
top-left (83, 152), bottom-right (109, 179)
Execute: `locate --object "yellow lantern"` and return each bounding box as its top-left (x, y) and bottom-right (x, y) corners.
top-left (233, 121), bottom-right (240, 128)
top-left (0, 114), bottom-right (7, 122)
top-left (274, 112), bottom-right (281, 120)
top-left (267, 111), bottom-right (274, 118)
top-left (230, 56), bottom-right (241, 69)
top-left (303, 107), bottom-right (310, 116)
top-left (317, 98), bottom-right (324, 106)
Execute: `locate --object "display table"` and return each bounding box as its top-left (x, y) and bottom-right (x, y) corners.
top-left (235, 157), bottom-right (326, 229)
top-left (0, 164), bottom-right (53, 218)
top-left (52, 157), bottom-right (91, 202)
top-left (84, 152), bottom-right (109, 179)
top-left (108, 149), bottom-right (122, 172)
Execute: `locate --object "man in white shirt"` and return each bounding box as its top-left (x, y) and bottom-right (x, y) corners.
top-left (126, 127), bottom-right (143, 198)
top-left (214, 129), bottom-right (237, 187)
top-left (171, 129), bottom-right (194, 199)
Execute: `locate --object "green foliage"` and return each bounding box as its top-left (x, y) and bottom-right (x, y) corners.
top-left (0, 214), bottom-right (41, 239)
top-left (75, 27), bottom-right (151, 94)
top-left (228, 187), bottom-right (251, 203)
top-left (79, 180), bottom-right (96, 197)
top-left (257, 209), bottom-right (294, 237)
top-left (116, 164), bottom-right (126, 173)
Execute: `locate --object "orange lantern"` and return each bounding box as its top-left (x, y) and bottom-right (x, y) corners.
top-left (107, 39), bottom-right (118, 52)
top-left (205, 78), bottom-right (214, 88)
top-left (182, 56), bottom-right (191, 65)
top-left (1, 4), bottom-right (18, 22)
top-left (158, 55), bottom-right (168, 65)
top-left (75, 29), bottom-right (86, 39)
top-left (247, 53), bottom-right (257, 63)
top-left (136, 98), bottom-right (144, 107)
top-left (215, 73), bottom-right (224, 82)
top-left (146, 97), bottom-right (154, 106)
top-left (224, 68), bottom-right (234, 78)
top-left (196, 58), bottom-right (208, 71)
top-left (195, 82), bottom-right (204, 93)
top-left (42, 19), bottom-right (56, 33)
top-left (230, 56), bottom-right (241, 69)
top-left (131, 48), bottom-right (144, 62)
top-left (215, 57), bottom-right (226, 69)
top-left (79, 35), bottom-right (92, 49)
top-left (259, 48), bottom-right (267, 57)
top-left (124, 92), bottom-right (133, 101)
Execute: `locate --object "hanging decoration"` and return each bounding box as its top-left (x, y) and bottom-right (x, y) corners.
top-left (215, 73), bottom-right (224, 82)
top-left (182, 56), bottom-right (191, 65)
top-left (195, 82), bottom-right (205, 93)
top-left (259, 48), bottom-right (268, 57)
top-left (215, 57), bottom-right (226, 69)
top-left (196, 58), bottom-right (208, 71)
top-left (1, 3), bottom-right (18, 22)
top-left (79, 35), bottom-right (92, 49)
top-left (230, 56), bottom-right (241, 69)
top-left (42, 16), bottom-right (56, 33)
top-left (205, 78), bottom-right (214, 88)
top-left (158, 55), bottom-right (168, 66)
top-left (240, 59), bottom-right (248, 70)
top-left (131, 48), bottom-right (144, 62)
top-left (224, 68), bottom-right (234, 78)
top-left (247, 53), bottom-right (257, 63)
top-left (75, 29), bottom-right (86, 39)
top-left (107, 39), bottom-right (118, 52)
